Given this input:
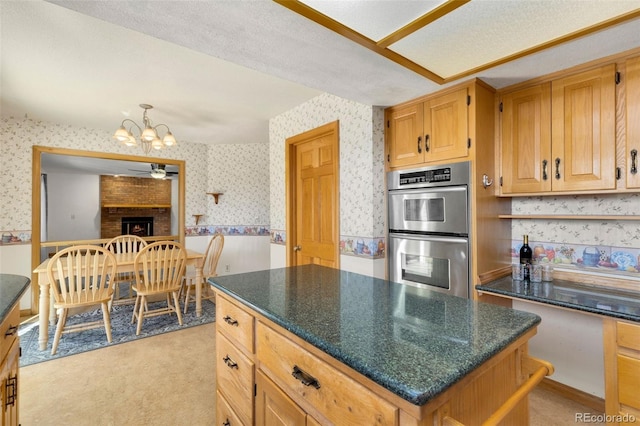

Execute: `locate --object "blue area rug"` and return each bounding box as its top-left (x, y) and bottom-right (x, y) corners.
top-left (19, 299), bottom-right (216, 367)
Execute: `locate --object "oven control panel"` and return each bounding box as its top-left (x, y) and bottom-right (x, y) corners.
top-left (399, 167), bottom-right (451, 186)
top-left (388, 161), bottom-right (469, 190)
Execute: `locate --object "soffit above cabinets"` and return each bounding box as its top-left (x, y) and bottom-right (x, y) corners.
top-left (276, 0), bottom-right (640, 84)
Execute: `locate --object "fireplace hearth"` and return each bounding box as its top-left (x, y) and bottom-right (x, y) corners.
top-left (122, 217), bottom-right (153, 237)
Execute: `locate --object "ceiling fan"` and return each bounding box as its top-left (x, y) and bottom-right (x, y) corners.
top-left (128, 163), bottom-right (178, 179)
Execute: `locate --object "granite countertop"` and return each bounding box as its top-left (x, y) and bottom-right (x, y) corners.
top-left (209, 264), bottom-right (541, 406)
top-left (476, 276), bottom-right (640, 323)
top-left (0, 274), bottom-right (30, 323)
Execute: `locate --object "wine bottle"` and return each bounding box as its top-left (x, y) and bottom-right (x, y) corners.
top-left (519, 235), bottom-right (533, 279)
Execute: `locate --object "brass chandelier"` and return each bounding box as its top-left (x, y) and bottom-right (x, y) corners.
top-left (113, 104), bottom-right (177, 154)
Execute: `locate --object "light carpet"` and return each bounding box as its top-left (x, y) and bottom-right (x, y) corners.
top-left (19, 299), bottom-right (216, 366)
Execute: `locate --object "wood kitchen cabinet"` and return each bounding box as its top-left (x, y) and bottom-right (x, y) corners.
top-left (500, 83), bottom-right (552, 193)
top-left (215, 294), bottom-right (255, 426)
top-left (626, 56), bottom-right (640, 189)
top-left (499, 64), bottom-right (617, 195)
top-left (386, 85), bottom-right (469, 168)
top-left (0, 303), bottom-right (20, 426)
top-left (256, 370), bottom-right (322, 426)
top-left (603, 318), bottom-right (640, 425)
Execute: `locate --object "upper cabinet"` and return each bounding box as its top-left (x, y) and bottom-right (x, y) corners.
top-left (386, 86), bottom-right (469, 168)
top-left (499, 64), bottom-right (617, 195)
top-left (626, 56), bottom-right (640, 189)
top-left (500, 83), bottom-right (552, 193)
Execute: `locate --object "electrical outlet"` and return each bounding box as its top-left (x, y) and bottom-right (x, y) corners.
top-left (225, 264), bottom-right (230, 273)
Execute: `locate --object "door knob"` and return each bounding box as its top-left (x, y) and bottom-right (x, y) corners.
top-left (293, 245), bottom-right (302, 252)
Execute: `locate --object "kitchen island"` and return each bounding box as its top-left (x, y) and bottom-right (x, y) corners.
top-left (209, 265), bottom-right (553, 425)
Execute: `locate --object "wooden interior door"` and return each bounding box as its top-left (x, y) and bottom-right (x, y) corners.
top-left (286, 121), bottom-right (339, 268)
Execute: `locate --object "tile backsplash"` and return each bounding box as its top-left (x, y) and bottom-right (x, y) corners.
top-left (511, 239), bottom-right (640, 278)
top-left (511, 194), bottom-right (640, 280)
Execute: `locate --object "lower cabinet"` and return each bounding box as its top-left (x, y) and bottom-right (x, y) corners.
top-left (0, 304), bottom-right (20, 426)
top-left (603, 318), bottom-right (640, 425)
top-left (256, 370), bottom-right (320, 426)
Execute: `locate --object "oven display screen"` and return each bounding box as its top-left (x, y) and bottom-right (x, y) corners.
top-left (399, 168), bottom-right (451, 185)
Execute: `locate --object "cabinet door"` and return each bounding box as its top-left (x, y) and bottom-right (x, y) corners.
top-left (423, 87), bottom-right (469, 163)
top-left (1, 341), bottom-right (19, 426)
top-left (551, 64), bottom-right (616, 191)
top-left (256, 370), bottom-right (307, 426)
top-left (386, 102), bottom-right (424, 168)
top-left (500, 83), bottom-right (552, 193)
top-left (626, 56), bottom-right (640, 189)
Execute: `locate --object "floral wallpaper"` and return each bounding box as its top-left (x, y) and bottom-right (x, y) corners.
top-left (268, 93), bottom-right (386, 258)
top-left (511, 194), bottom-right (640, 279)
top-left (0, 116), bottom-right (270, 242)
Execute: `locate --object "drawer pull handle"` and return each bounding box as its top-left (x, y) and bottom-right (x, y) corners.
top-left (631, 149), bottom-right (638, 175)
top-left (223, 355), bottom-right (238, 369)
top-left (4, 325), bottom-right (18, 337)
top-left (223, 316), bottom-right (238, 326)
top-left (5, 375), bottom-right (16, 408)
top-left (555, 157), bottom-right (561, 180)
top-left (292, 365), bottom-right (320, 389)
top-left (222, 420), bottom-right (230, 426)
top-left (417, 136), bottom-right (422, 154)
top-left (542, 159), bottom-right (548, 181)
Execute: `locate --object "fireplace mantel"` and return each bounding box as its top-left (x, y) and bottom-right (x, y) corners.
top-left (102, 203), bottom-right (171, 208)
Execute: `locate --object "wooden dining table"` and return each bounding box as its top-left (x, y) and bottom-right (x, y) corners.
top-left (33, 249), bottom-right (205, 351)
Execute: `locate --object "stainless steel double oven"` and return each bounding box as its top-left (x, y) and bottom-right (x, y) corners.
top-left (388, 161), bottom-right (471, 298)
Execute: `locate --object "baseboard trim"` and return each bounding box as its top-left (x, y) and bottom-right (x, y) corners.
top-left (538, 378), bottom-right (605, 413)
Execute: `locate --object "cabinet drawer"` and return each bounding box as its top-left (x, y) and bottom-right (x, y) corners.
top-left (0, 304), bottom-right (20, 364)
top-left (618, 321), bottom-right (640, 352)
top-left (257, 322), bottom-right (397, 425)
top-left (216, 332), bottom-right (254, 426)
top-left (618, 354), bottom-right (640, 411)
top-left (216, 294), bottom-right (254, 354)
top-left (216, 390), bottom-right (245, 426)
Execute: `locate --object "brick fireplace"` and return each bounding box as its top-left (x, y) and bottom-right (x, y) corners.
top-left (100, 175), bottom-right (172, 239)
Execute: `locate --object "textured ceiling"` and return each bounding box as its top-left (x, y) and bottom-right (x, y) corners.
top-left (2, 1), bottom-right (640, 146)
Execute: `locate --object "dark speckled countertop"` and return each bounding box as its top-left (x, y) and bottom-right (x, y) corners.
top-left (476, 276), bottom-right (640, 323)
top-left (209, 264), bottom-right (541, 406)
top-left (0, 274), bottom-right (30, 323)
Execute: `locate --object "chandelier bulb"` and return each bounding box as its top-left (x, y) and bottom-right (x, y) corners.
top-left (162, 131), bottom-right (177, 147)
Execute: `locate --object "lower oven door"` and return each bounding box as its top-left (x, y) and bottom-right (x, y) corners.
top-left (389, 233), bottom-right (470, 298)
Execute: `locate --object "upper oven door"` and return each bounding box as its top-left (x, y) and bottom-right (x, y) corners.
top-left (388, 186), bottom-right (468, 235)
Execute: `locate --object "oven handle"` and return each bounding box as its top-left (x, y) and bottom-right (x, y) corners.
top-left (389, 232), bottom-right (468, 245)
top-left (387, 185), bottom-right (467, 196)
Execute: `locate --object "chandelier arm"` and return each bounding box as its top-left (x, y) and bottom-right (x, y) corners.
top-left (152, 123), bottom-right (171, 134)
top-left (121, 118), bottom-right (142, 135)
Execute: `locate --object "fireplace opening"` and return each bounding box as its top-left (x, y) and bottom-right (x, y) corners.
top-left (122, 217), bottom-right (153, 237)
